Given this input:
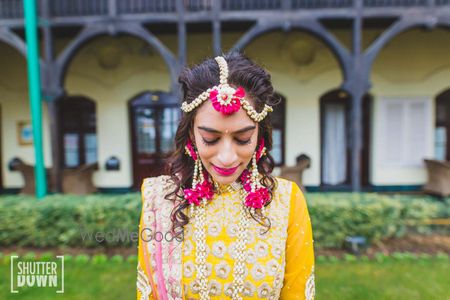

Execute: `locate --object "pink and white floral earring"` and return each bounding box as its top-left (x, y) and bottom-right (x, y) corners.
top-left (240, 137), bottom-right (270, 215)
top-left (183, 138), bottom-right (214, 208)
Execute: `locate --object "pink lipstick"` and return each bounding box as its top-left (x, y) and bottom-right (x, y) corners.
top-left (212, 164), bottom-right (239, 176)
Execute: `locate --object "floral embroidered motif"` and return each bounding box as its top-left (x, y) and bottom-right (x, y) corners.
top-left (251, 263), bottom-right (266, 281)
top-left (271, 243), bottom-right (283, 259)
top-left (226, 223), bottom-right (239, 237)
top-left (224, 283), bottom-right (234, 297)
top-left (140, 176), bottom-right (295, 299)
top-left (266, 259), bottom-right (280, 276)
top-left (257, 283), bottom-right (272, 298)
top-left (246, 248), bottom-right (257, 264)
top-left (208, 279), bottom-right (222, 296)
top-left (183, 261), bottom-right (195, 278)
top-left (242, 282), bottom-right (256, 297)
top-left (215, 261), bottom-right (231, 279)
top-left (190, 280), bottom-right (200, 294)
top-left (255, 241), bottom-right (269, 258)
top-left (228, 241), bottom-right (239, 259)
top-left (208, 222), bottom-right (222, 236)
top-left (212, 241), bottom-right (227, 258)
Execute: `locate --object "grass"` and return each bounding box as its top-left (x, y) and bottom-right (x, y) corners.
top-left (1, 261), bottom-right (135, 299)
top-left (0, 257), bottom-right (449, 299)
top-left (316, 259), bottom-right (450, 300)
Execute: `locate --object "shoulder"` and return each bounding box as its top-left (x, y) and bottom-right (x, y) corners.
top-left (141, 175), bottom-right (173, 191)
top-left (273, 177), bottom-right (307, 212)
top-left (140, 175), bottom-right (177, 206)
top-left (273, 176), bottom-right (297, 197)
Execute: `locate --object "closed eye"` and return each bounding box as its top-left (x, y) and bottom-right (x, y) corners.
top-left (201, 138), bottom-right (251, 146)
top-left (202, 138), bottom-right (219, 146)
top-left (235, 138), bottom-right (251, 145)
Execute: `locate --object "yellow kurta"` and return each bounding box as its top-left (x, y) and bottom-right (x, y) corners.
top-left (137, 176), bottom-right (315, 299)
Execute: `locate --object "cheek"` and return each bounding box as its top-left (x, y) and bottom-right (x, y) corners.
top-left (237, 140), bottom-right (258, 163)
top-left (193, 134), bottom-right (215, 160)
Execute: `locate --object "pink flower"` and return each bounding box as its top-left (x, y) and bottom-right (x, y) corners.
top-left (240, 169), bottom-right (252, 192)
top-left (185, 139), bottom-right (197, 160)
top-left (184, 188), bottom-right (201, 206)
top-left (245, 188), bottom-right (270, 209)
top-left (255, 138), bottom-right (265, 162)
top-left (183, 179), bottom-right (214, 206)
top-left (209, 86), bottom-right (245, 115)
top-left (196, 180), bottom-right (214, 200)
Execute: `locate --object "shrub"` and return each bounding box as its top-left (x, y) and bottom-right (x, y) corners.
top-left (92, 254), bottom-right (108, 264)
top-left (0, 192), bottom-right (447, 249)
top-left (75, 254), bottom-right (90, 264)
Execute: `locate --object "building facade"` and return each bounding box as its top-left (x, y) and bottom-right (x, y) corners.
top-left (1, 0), bottom-right (450, 193)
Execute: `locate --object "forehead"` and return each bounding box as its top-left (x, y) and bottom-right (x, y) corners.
top-left (194, 100), bottom-right (256, 130)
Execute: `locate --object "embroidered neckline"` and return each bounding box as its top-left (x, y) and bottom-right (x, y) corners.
top-left (213, 180), bottom-right (242, 195)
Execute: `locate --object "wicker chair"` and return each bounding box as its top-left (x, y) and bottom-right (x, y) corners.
top-left (61, 163), bottom-right (97, 195)
top-left (12, 159), bottom-right (97, 195)
top-left (423, 159), bottom-right (450, 197)
top-left (279, 154), bottom-right (311, 193)
top-left (11, 161), bottom-right (55, 195)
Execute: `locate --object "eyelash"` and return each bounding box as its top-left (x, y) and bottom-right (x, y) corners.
top-left (202, 138), bottom-right (251, 146)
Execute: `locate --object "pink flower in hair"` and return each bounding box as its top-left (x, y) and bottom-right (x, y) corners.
top-left (210, 86), bottom-right (245, 115)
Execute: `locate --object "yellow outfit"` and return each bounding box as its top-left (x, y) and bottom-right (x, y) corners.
top-left (137, 176), bottom-right (314, 300)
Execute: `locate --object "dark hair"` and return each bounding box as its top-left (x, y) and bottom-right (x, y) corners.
top-left (165, 52), bottom-right (280, 236)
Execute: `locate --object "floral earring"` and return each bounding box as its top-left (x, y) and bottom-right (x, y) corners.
top-left (183, 138), bottom-right (214, 207)
top-left (240, 138), bottom-right (270, 215)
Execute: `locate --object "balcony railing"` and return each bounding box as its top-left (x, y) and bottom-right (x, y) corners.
top-left (0, 0), bottom-right (449, 20)
top-left (50, 0), bottom-right (108, 16)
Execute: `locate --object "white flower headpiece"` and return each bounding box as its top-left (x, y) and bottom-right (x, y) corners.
top-left (180, 56), bottom-right (273, 122)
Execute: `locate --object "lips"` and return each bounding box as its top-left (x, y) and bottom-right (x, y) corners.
top-left (212, 164), bottom-right (239, 176)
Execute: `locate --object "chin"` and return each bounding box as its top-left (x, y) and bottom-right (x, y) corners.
top-left (209, 171), bottom-right (241, 185)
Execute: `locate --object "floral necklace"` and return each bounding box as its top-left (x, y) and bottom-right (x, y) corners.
top-left (184, 168), bottom-right (270, 299)
top-left (183, 138), bottom-right (270, 299)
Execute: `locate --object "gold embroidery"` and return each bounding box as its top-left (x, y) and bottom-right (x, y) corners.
top-left (137, 263), bottom-right (152, 299)
top-left (182, 177), bottom-right (293, 298)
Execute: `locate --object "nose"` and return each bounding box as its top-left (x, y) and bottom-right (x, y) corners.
top-left (216, 139), bottom-right (239, 167)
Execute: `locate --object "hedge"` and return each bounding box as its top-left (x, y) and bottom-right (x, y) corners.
top-left (0, 193), bottom-right (448, 249)
top-left (306, 193), bottom-right (449, 248)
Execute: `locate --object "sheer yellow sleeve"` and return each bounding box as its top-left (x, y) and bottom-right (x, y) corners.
top-left (280, 182), bottom-right (315, 300)
top-left (137, 181), bottom-right (155, 300)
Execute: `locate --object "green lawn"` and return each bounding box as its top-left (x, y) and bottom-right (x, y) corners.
top-left (1, 258), bottom-right (449, 299)
top-left (316, 259), bottom-right (450, 300)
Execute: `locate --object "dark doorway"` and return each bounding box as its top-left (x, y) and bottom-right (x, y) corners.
top-left (129, 91), bottom-right (180, 189)
top-left (435, 89), bottom-right (450, 161)
top-left (58, 96), bottom-right (98, 168)
top-left (320, 90), bottom-right (372, 188)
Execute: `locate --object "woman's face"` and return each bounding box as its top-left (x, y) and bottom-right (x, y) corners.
top-left (192, 99), bottom-right (259, 185)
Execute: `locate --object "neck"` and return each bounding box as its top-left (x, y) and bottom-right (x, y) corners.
top-left (212, 178), bottom-right (241, 194)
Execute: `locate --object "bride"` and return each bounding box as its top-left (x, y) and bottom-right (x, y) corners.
top-left (137, 52), bottom-right (315, 300)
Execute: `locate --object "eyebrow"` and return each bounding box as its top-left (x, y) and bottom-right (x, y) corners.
top-left (197, 125), bottom-right (256, 134)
